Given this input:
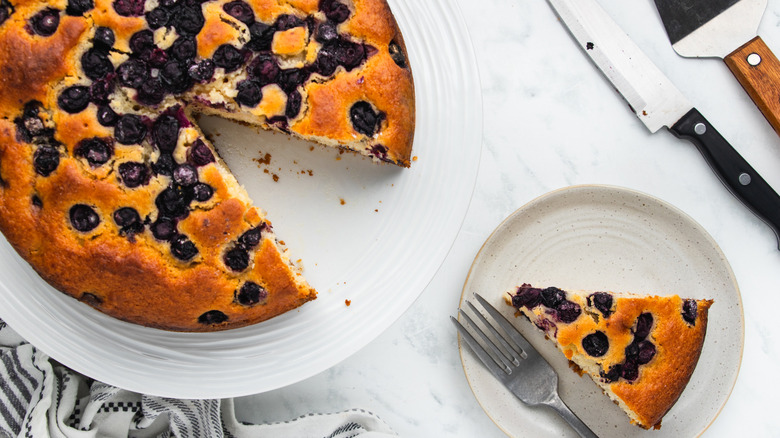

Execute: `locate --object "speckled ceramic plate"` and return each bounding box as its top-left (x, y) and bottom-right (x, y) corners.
top-left (458, 185), bottom-right (743, 437)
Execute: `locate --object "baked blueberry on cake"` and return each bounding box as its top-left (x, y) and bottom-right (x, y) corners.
top-left (0, 0), bottom-right (414, 331)
top-left (505, 284), bottom-right (713, 429)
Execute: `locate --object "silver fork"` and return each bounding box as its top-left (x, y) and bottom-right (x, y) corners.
top-left (452, 293), bottom-right (598, 438)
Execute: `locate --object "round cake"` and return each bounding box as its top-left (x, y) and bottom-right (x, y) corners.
top-left (0, 0), bottom-right (415, 331)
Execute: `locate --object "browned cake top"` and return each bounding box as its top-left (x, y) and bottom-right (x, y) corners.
top-left (0, 0), bottom-right (414, 331)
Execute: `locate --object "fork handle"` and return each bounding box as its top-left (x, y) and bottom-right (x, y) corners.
top-left (545, 393), bottom-right (598, 438)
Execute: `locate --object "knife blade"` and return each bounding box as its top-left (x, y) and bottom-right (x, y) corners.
top-left (652, 0), bottom-right (780, 137)
top-left (547, 0), bottom-right (780, 248)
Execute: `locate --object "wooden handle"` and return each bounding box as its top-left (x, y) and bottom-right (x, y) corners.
top-left (724, 36), bottom-right (780, 137)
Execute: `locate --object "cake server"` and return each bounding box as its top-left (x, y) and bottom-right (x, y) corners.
top-left (652, 0), bottom-right (780, 137)
top-left (546, 0), bottom-right (780, 249)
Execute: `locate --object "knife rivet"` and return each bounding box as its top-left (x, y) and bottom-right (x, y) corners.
top-left (739, 173), bottom-right (752, 186)
top-left (694, 123), bottom-right (707, 135)
top-left (747, 53), bottom-right (762, 67)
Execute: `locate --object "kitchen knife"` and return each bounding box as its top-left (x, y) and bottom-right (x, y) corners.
top-left (652, 0), bottom-right (780, 137)
top-left (546, 0), bottom-right (780, 248)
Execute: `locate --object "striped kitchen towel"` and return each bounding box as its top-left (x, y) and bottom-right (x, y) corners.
top-left (0, 320), bottom-right (396, 438)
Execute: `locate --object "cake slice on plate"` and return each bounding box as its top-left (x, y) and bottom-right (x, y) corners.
top-left (505, 283), bottom-right (713, 429)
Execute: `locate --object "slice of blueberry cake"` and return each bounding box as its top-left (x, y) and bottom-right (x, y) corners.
top-left (0, 0), bottom-right (414, 331)
top-left (505, 284), bottom-right (713, 429)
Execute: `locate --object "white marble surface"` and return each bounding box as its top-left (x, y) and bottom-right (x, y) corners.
top-left (236, 0), bottom-right (780, 436)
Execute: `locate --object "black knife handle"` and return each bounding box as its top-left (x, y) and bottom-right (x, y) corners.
top-left (670, 108), bottom-right (780, 249)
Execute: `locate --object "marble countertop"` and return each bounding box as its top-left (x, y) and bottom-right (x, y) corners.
top-left (237, 0), bottom-right (780, 436)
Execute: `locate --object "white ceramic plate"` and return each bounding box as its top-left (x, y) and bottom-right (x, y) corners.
top-left (0, 0), bottom-right (482, 398)
top-left (458, 185), bottom-right (743, 437)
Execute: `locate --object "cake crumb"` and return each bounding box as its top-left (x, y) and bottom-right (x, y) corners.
top-left (412, 156), bottom-right (418, 162)
top-left (345, 299), bottom-right (351, 306)
top-left (254, 152), bottom-right (272, 166)
top-left (340, 198), bottom-right (345, 205)
top-left (272, 174), bottom-right (279, 182)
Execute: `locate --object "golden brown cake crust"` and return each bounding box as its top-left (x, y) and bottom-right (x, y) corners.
top-left (506, 285), bottom-right (713, 429)
top-left (0, 0), bottom-right (413, 330)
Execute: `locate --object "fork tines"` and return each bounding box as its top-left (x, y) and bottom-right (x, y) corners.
top-left (451, 293), bottom-right (538, 377)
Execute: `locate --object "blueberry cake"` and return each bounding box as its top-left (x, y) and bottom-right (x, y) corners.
top-left (0, 0), bottom-right (414, 331)
top-left (505, 284), bottom-right (713, 429)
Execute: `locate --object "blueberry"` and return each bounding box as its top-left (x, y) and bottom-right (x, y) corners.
top-left (582, 331), bottom-right (609, 357)
top-left (213, 44), bottom-right (244, 72)
top-left (285, 90), bottom-right (301, 118)
top-left (170, 234), bottom-right (198, 260)
top-left (246, 21), bottom-right (274, 51)
top-left (187, 59), bottom-right (215, 83)
top-left (238, 225), bottom-right (263, 248)
top-left (160, 60), bottom-right (192, 93)
top-left (117, 161), bottom-right (149, 188)
top-left (541, 287), bottom-right (565, 309)
top-left (136, 77), bottom-right (165, 105)
top-left (113, 0), bottom-right (145, 16)
top-left (89, 76), bottom-right (114, 103)
top-left (621, 360), bottom-right (639, 381)
top-left (0, 0), bottom-right (12, 26)
top-left (277, 68), bottom-right (309, 93)
top-left (192, 182), bottom-right (213, 201)
top-left (235, 282), bottom-right (267, 306)
top-left (315, 21), bottom-right (338, 43)
top-left (129, 30), bottom-right (155, 56)
top-left (152, 153), bottom-right (176, 176)
top-left (156, 186), bottom-right (191, 218)
top-left (30, 8), bottom-right (60, 37)
top-left (325, 39), bottom-right (365, 70)
top-left (66, 0), bottom-right (93, 16)
top-left (511, 284), bottom-right (542, 309)
top-left (275, 14), bottom-right (302, 31)
top-left (314, 49), bottom-right (338, 76)
top-left (633, 313), bottom-right (653, 340)
top-left (70, 204), bottom-right (100, 232)
top-left (187, 139), bottom-right (215, 166)
top-left (148, 47), bottom-right (169, 67)
top-left (350, 101), bottom-right (381, 136)
top-left (151, 216), bottom-right (176, 240)
top-left (637, 340), bottom-right (656, 365)
top-left (624, 340), bottom-right (639, 360)
top-left (152, 114), bottom-right (180, 152)
top-left (115, 114), bottom-right (147, 145)
top-left (555, 300), bottom-right (581, 323)
top-left (58, 85), bottom-right (91, 113)
top-left (589, 292), bottom-right (613, 318)
top-left (113, 207), bottom-right (143, 234)
top-left (600, 364), bottom-right (622, 383)
top-left (388, 40), bottom-right (407, 68)
top-left (172, 4), bottom-right (204, 35)
top-left (170, 37), bottom-right (197, 62)
top-left (223, 0), bottom-right (254, 25)
top-left (146, 7), bottom-right (170, 29)
top-left (223, 247), bottom-right (249, 271)
top-left (369, 144), bottom-right (388, 161)
top-left (93, 27), bottom-right (115, 49)
top-left (81, 48), bottom-right (114, 80)
top-left (319, 0), bottom-right (349, 23)
top-left (197, 310), bottom-right (227, 325)
top-left (236, 80), bottom-right (262, 107)
top-left (75, 137), bottom-right (113, 167)
top-left (33, 145), bottom-right (60, 176)
top-left (96, 105), bottom-right (119, 126)
top-left (117, 58), bottom-right (150, 89)
top-left (682, 299), bottom-right (697, 325)
top-left (247, 54), bottom-right (279, 85)
top-left (172, 163), bottom-right (198, 186)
